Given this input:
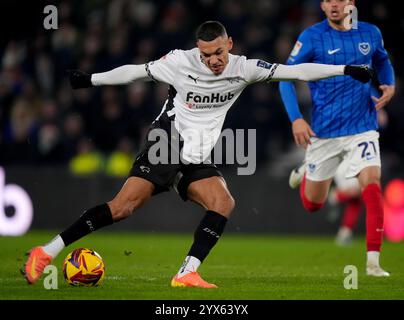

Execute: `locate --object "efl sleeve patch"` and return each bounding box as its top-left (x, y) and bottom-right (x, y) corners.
top-left (290, 41), bottom-right (303, 57)
top-left (256, 60), bottom-right (273, 70)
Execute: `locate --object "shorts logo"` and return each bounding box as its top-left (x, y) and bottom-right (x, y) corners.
top-left (366, 154), bottom-right (376, 161)
top-left (308, 163), bottom-right (316, 173)
top-left (86, 220), bottom-right (94, 231)
top-left (140, 165), bottom-right (151, 173)
top-left (359, 42), bottom-right (371, 55)
top-left (256, 60), bottom-right (273, 70)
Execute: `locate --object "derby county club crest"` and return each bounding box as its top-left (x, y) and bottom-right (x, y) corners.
top-left (359, 42), bottom-right (371, 55)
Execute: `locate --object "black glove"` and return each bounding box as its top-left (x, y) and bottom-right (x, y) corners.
top-left (67, 69), bottom-right (92, 89)
top-left (344, 65), bottom-right (375, 83)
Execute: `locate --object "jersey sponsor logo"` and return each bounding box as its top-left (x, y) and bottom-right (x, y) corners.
top-left (256, 60), bottom-right (273, 70)
top-left (328, 48), bottom-right (341, 55)
top-left (359, 42), bottom-right (371, 55)
top-left (186, 91), bottom-right (235, 104)
top-left (185, 104), bottom-right (223, 110)
top-left (290, 41), bottom-right (303, 57)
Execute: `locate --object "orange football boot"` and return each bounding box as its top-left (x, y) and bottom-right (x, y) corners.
top-left (23, 247), bottom-right (52, 284)
top-left (171, 272), bottom-right (218, 288)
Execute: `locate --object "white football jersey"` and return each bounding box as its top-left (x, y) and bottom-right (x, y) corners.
top-left (146, 48), bottom-right (278, 163)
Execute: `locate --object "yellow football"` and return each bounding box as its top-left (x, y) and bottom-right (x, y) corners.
top-left (63, 248), bottom-right (105, 286)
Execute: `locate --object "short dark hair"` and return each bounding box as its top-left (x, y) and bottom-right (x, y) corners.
top-left (195, 21), bottom-right (227, 41)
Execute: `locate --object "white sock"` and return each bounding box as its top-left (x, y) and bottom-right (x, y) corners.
top-left (177, 256), bottom-right (201, 278)
top-left (43, 235), bottom-right (65, 258)
top-left (367, 251), bottom-right (380, 267)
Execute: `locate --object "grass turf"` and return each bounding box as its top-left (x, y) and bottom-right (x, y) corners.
top-left (0, 230), bottom-right (403, 300)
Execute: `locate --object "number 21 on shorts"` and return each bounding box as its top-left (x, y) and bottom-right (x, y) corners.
top-left (358, 141), bottom-right (377, 161)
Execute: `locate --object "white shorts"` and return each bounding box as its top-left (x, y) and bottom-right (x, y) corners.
top-left (334, 158), bottom-right (360, 191)
top-left (305, 130), bottom-right (381, 182)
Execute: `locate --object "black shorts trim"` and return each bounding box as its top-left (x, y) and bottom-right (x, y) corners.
top-left (174, 165), bottom-right (223, 201)
top-left (129, 160), bottom-right (223, 201)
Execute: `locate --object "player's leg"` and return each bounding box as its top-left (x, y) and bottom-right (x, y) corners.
top-left (291, 163), bottom-right (334, 211)
top-left (59, 177), bottom-right (154, 248)
top-left (357, 166), bottom-right (389, 276)
top-left (335, 196), bottom-right (362, 246)
top-left (24, 177), bottom-right (155, 284)
top-left (172, 174), bottom-right (234, 288)
top-left (301, 176), bottom-right (333, 212)
top-left (290, 162), bottom-right (333, 211)
top-left (23, 116), bottom-right (180, 284)
top-left (290, 137), bottom-right (343, 212)
top-left (345, 130), bottom-right (388, 276)
top-left (332, 161), bottom-right (363, 245)
top-left (289, 162), bottom-right (306, 189)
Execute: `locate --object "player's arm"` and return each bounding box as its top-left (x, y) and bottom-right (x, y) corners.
top-left (68, 50), bottom-right (181, 89)
top-left (273, 63), bottom-right (373, 83)
top-left (276, 63), bottom-right (343, 148)
top-left (278, 30), bottom-right (314, 149)
top-left (371, 26), bottom-right (395, 110)
top-left (279, 85), bottom-right (314, 148)
top-left (275, 63), bottom-right (373, 149)
top-left (67, 65), bottom-right (151, 89)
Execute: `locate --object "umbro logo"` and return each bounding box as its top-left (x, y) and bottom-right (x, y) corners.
top-left (188, 74), bottom-right (199, 83)
top-left (328, 48), bottom-right (341, 55)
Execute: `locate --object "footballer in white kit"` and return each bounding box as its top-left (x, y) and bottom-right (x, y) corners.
top-left (127, 48), bottom-right (282, 199)
top-left (23, 21), bottom-right (375, 288)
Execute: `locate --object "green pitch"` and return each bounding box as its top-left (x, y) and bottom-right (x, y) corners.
top-left (0, 231), bottom-right (403, 300)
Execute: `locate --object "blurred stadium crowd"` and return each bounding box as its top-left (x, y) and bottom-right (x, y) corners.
top-left (0, 0), bottom-right (402, 177)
